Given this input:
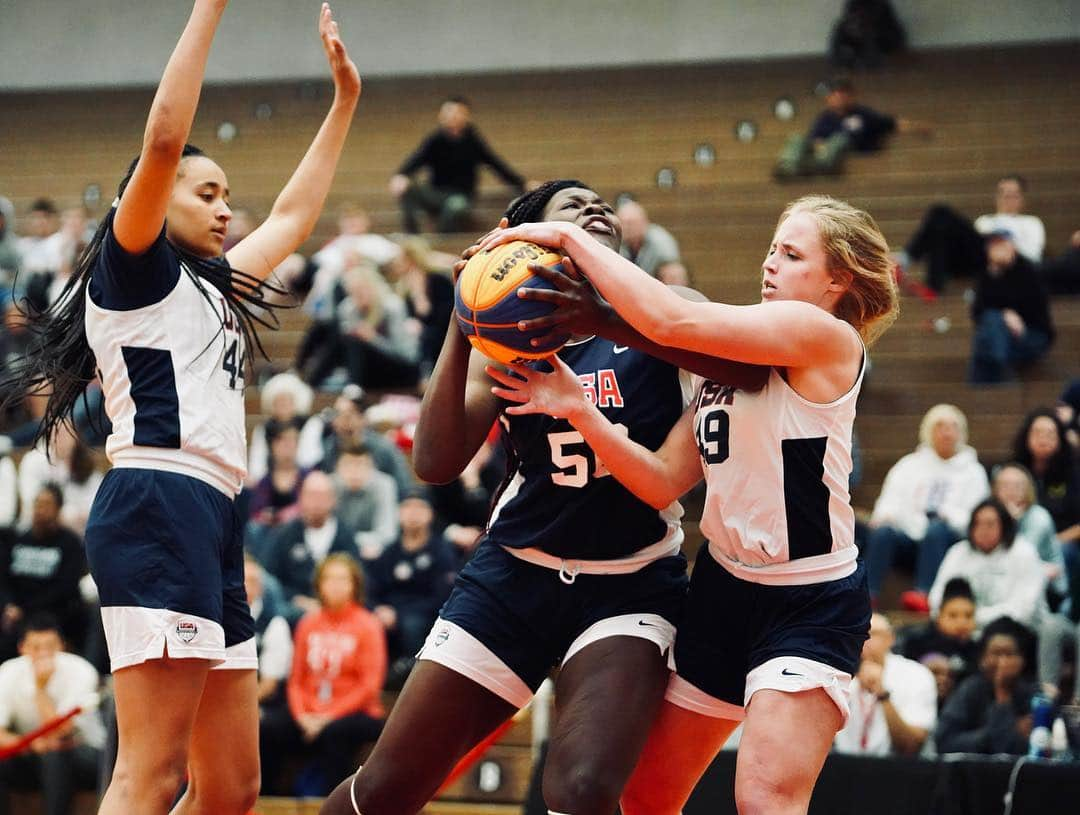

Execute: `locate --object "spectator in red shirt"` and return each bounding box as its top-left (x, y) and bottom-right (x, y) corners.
top-left (259, 554), bottom-right (386, 796)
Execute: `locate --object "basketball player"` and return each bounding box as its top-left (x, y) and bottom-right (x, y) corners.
top-left (481, 195), bottom-right (899, 814)
top-left (4, 3), bottom-right (360, 812)
top-left (321, 181), bottom-right (763, 815)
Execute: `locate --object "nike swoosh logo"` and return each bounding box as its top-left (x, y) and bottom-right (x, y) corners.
top-left (781, 668), bottom-right (804, 677)
top-left (637, 620), bottom-right (659, 628)
top-left (613, 345), bottom-right (630, 354)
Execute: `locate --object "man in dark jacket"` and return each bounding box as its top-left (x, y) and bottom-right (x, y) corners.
top-left (389, 97), bottom-right (527, 233)
top-left (969, 229), bottom-right (1055, 384)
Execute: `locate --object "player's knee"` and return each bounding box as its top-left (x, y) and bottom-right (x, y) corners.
top-left (543, 759), bottom-right (624, 815)
top-left (190, 768), bottom-right (260, 814)
top-left (734, 772), bottom-right (800, 815)
top-left (110, 757), bottom-right (188, 812)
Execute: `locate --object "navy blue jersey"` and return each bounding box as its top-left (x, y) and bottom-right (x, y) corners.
top-left (485, 336), bottom-right (688, 560)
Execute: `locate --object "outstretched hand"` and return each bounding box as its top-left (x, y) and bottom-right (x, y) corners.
top-left (517, 259), bottom-right (611, 345)
top-left (486, 358), bottom-right (588, 421)
top-left (475, 221), bottom-right (581, 255)
top-left (319, 3), bottom-right (360, 101)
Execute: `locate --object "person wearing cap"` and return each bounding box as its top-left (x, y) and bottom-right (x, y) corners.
top-left (899, 174), bottom-right (1047, 292)
top-left (774, 77), bottom-right (928, 178)
top-left (969, 227), bottom-right (1054, 384)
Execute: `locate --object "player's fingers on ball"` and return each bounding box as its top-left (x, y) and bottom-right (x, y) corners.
top-left (520, 315), bottom-right (558, 332)
top-left (560, 257), bottom-right (582, 280)
top-left (483, 366), bottom-right (518, 387)
top-left (516, 286), bottom-right (560, 304)
top-left (526, 263), bottom-right (570, 289)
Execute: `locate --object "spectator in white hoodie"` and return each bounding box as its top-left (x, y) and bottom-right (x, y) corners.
top-left (866, 404), bottom-right (989, 608)
top-left (929, 498), bottom-right (1079, 698)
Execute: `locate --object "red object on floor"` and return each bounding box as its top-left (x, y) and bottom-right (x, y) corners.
top-left (892, 263), bottom-right (938, 303)
top-left (0, 707), bottom-right (81, 760)
top-left (900, 590), bottom-right (931, 613)
top-left (436, 718), bottom-right (516, 794)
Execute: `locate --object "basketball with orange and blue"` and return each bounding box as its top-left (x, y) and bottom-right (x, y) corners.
top-left (454, 240), bottom-right (570, 365)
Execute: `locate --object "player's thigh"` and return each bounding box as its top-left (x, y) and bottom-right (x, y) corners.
top-left (736, 688), bottom-right (841, 812)
top-left (185, 668), bottom-right (260, 793)
top-left (349, 659), bottom-right (518, 815)
top-left (111, 658), bottom-right (211, 776)
top-left (620, 699), bottom-right (739, 815)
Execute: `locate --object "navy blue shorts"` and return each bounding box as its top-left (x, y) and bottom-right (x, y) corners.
top-left (419, 540), bottom-right (688, 707)
top-left (670, 544), bottom-right (870, 717)
top-left (85, 468), bottom-right (256, 671)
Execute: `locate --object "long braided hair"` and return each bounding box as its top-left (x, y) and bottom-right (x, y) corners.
top-left (502, 179), bottom-right (588, 227)
top-left (3, 144), bottom-right (284, 448)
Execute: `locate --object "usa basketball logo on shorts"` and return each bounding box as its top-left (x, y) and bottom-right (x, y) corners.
top-left (434, 627), bottom-right (450, 647)
top-left (176, 620), bottom-right (199, 643)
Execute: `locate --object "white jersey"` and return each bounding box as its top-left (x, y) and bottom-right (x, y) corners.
top-left (693, 352), bottom-right (865, 586)
top-left (86, 265), bottom-right (247, 496)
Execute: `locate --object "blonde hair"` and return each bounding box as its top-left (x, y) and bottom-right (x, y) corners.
top-left (343, 262), bottom-right (391, 331)
top-left (992, 462), bottom-right (1038, 508)
top-left (259, 371), bottom-right (314, 416)
top-left (779, 195), bottom-right (899, 345)
top-left (918, 403), bottom-right (969, 448)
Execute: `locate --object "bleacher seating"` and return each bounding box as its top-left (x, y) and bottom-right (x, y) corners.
top-left (1, 40), bottom-right (1078, 812)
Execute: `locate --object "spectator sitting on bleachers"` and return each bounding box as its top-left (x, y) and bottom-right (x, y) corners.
top-left (246, 372), bottom-right (326, 486)
top-left (243, 553), bottom-right (292, 712)
top-left (1041, 228), bottom-right (1080, 295)
top-left (616, 200), bottom-right (682, 279)
top-left (367, 489), bottom-right (456, 674)
top-left (828, 0), bottom-right (906, 70)
top-left (1012, 408), bottom-right (1080, 546)
top-left (928, 498), bottom-right (1078, 699)
top-left (897, 577), bottom-right (980, 703)
top-left (0, 197), bottom-right (20, 292)
top-left (259, 554), bottom-right (385, 796)
top-left (0, 613), bottom-right (103, 815)
top-left (333, 442), bottom-right (398, 560)
top-left (24, 207), bottom-right (93, 312)
top-left (0, 485), bottom-right (89, 661)
top-left (17, 425), bottom-right (102, 537)
top-left (935, 616), bottom-right (1037, 756)
top-left (968, 229), bottom-right (1054, 384)
top-left (14, 199), bottom-right (63, 283)
top-left (246, 418), bottom-right (311, 558)
top-left (306, 205), bottom-right (401, 320)
top-left (1058, 379), bottom-right (1080, 453)
top-left (259, 472), bottom-right (358, 623)
top-left (865, 404), bottom-right (989, 609)
top-left (834, 612), bottom-right (937, 757)
top-left (427, 435), bottom-right (503, 566)
top-left (337, 262), bottom-right (421, 392)
top-left (389, 96), bottom-right (527, 234)
top-left (992, 463), bottom-right (1070, 610)
top-left (320, 385), bottom-right (413, 498)
top-left (0, 440), bottom-right (16, 534)
top-left (897, 174), bottom-right (1046, 292)
top-left (774, 76), bottom-right (926, 178)
top-left (384, 237), bottom-right (454, 382)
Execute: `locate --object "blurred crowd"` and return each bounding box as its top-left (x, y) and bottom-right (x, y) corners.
top-left (0, 38), bottom-right (1078, 808)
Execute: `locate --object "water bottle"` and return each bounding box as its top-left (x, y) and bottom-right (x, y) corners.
top-left (1051, 716), bottom-right (1069, 760)
top-left (1028, 694), bottom-right (1053, 758)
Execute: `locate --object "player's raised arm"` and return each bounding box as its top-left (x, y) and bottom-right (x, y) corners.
top-left (478, 221), bottom-right (857, 370)
top-left (487, 358), bottom-right (702, 509)
top-left (114, 0), bottom-right (228, 255)
top-left (227, 3), bottom-right (361, 280)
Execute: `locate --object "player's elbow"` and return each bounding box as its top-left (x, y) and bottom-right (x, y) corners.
top-left (411, 447), bottom-right (463, 486)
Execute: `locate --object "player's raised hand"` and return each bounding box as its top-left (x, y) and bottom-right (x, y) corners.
top-left (476, 221), bottom-right (579, 254)
top-left (486, 357), bottom-right (587, 422)
top-left (319, 3), bottom-right (360, 101)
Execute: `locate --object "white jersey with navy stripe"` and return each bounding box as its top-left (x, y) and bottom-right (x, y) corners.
top-left (85, 268), bottom-right (247, 496)
top-left (693, 350), bottom-right (866, 585)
